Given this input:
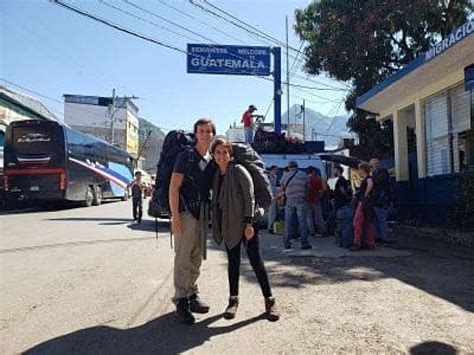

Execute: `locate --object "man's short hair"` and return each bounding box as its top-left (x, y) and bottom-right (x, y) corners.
top-left (194, 118), bottom-right (216, 136)
top-left (288, 160), bottom-right (298, 168)
top-left (249, 105), bottom-right (257, 112)
top-left (334, 166), bottom-right (343, 174)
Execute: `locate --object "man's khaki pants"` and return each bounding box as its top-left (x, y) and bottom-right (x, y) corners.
top-left (172, 211), bottom-right (203, 303)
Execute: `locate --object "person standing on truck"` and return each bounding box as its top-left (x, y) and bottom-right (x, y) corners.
top-left (241, 105), bottom-right (258, 145)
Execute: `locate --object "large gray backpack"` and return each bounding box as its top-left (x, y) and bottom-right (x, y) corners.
top-left (232, 143), bottom-right (273, 210)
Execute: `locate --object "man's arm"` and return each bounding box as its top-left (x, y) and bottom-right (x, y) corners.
top-left (169, 172), bottom-right (184, 236)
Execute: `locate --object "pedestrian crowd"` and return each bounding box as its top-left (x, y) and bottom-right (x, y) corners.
top-left (268, 158), bottom-right (394, 252)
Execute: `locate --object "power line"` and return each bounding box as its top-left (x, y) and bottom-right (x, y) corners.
top-left (187, 0), bottom-right (282, 48)
top-left (119, 0), bottom-right (216, 43)
top-left (52, 0), bottom-right (346, 107)
top-left (200, 0), bottom-right (304, 54)
top-left (98, 0), bottom-right (201, 42)
top-left (52, 0), bottom-right (188, 54)
top-left (187, 1), bottom-right (352, 92)
top-left (155, 0), bottom-right (246, 44)
top-left (107, 0), bottom-right (350, 91)
top-left (1, 78), bottom-right (126, 125)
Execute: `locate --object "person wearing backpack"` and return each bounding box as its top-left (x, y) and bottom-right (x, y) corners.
top-left (280, 160), bottom-right (312, 250)
top-left (169, 118), bottom-right (217, 325)
top-left (210, 138), bottom-right (279, 322)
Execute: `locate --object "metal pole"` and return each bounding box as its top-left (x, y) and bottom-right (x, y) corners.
top-left (273, 47), bottom-right (282, 135)
top-left (286, 16), bottom-right (290, 136)
top-left (110, 88), bottom-right (116, 145)
top-left (302, 99), bottom-right (305, 141)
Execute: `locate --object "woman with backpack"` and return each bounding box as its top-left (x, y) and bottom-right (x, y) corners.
top-left (210, 138), bottom-right (279, 322)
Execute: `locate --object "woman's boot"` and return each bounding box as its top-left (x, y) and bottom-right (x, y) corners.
top-left (265, 297), bottom-right (280, 322)
top-left (223, 296), bottom-right (239, 319)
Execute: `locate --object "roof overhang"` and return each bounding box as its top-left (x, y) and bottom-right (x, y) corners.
top-left (356, 21), bottom-right (474, 117)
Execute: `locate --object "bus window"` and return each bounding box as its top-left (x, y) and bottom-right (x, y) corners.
top-left (12, 125), bottom-right (60, 155)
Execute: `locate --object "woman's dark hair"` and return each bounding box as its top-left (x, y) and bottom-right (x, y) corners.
top-left (194, 118), bottom-right (216, 136)
top-left (334, 166), bottom-right (343, 174)
top-left (211, 137), bottom-right (233, 156)
top-left (308, 166), bottom-right (321, 175)
top-left (358, 162), bottom-right (371, 175)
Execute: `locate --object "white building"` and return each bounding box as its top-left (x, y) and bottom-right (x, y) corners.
top-left (64, 94), bottom-right (139, 158)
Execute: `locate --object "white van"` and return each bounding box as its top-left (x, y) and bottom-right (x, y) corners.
top-left (260, 153), bottom-right (326, 179)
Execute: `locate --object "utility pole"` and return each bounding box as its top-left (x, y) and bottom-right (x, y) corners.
top-left (273, 47), bottom-right (282, 135)
top-left (110, 88), bottom-right (116, 145)
top-left (286, 15), bottom-right (290, 137)
top-left (136, 130), bottom-right (152, 169)
top-left (108, 90), bottom-right (139, 147)
top-left (302, 99), bottom-right (305, 141)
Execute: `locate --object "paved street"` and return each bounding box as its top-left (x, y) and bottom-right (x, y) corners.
top-left (1, 200), bottom-right (473, 354)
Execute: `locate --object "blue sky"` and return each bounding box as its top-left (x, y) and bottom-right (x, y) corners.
top-left (1, 0), bottom-right (349, 135)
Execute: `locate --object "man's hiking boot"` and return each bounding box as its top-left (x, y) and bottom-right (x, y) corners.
top-left (223, 296), bottom-right (239, 319)
top-left (265, 297), bottom-right (280, 322)
top-left (189, 293), bottom-right (210, 313)
top-left (176, 298), bottom-right (195, 325)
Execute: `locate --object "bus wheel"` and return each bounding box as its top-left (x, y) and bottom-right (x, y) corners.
top-left (81, 186), bottom-right (94, 207)
top-left (92, 186), bottom-right (102, 206)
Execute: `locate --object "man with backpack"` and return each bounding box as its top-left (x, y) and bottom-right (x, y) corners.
top-left (169, 118), bottom-right (217, 325)
top-left (280, 160), bottom-right (312, 250)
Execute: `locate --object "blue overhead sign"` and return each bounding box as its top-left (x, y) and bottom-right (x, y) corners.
top-left (187, 44), bottom-right (271, 76)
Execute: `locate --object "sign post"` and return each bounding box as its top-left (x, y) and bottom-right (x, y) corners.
top-left (187, 44), bottom-right (281, 134)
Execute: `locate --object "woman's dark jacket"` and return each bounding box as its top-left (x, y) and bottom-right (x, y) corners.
top-left (211, 163), bottom-right (255, 249)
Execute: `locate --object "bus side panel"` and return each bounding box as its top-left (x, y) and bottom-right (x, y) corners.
top-left (65, 157), bottom-right (102, 201)
top-left (98, 161), bottom-right (131, 199)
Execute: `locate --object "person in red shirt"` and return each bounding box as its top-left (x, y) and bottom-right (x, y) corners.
top-left (305, 166), bottom-right (326, 236)
top-left (241, 105), bottom-right (257, 144)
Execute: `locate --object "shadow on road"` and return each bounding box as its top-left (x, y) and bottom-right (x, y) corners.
top-left (127, 219), bottom-right (171, 233)
top-left (206, 232), bottom-right (474, 313)
top-left (410, 341), bottom-right (458, 354)
top-left (0, 200), bottom-right (121, 216)
top-left (24, 313), bottom-right (264, 354)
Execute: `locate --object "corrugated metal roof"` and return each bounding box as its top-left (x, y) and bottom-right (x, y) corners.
top-left (0, 85), bottom-right (59, 122)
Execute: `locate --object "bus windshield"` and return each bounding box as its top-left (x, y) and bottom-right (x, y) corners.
top-left (12, 125), bottom-right (59, 155)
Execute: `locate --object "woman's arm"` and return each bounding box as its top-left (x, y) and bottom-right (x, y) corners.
top-left (365, 177), bottom-right (374, 198)
top-left (236, 165), bottom-right (255, 219)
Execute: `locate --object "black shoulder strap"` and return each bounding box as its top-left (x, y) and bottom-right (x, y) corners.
top-left (282, 171), bottom-right (297, 191)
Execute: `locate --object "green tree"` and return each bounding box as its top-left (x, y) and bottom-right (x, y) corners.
top-left (295, 0), bottom-right (473, 157)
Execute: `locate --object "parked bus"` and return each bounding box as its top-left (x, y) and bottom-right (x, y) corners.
top-left (3, 120), bottom-right (134, 207)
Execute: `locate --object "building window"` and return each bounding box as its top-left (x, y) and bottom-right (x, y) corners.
top-left (425, 84), bottom-right (472, 176)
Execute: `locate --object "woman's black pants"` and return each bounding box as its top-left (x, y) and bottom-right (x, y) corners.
top-left (225, 231), bottom-right (272, 298)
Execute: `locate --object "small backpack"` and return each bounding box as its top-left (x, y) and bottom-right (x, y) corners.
top-left (148, 130), bottom-right (195, 218)
top-left (232, 143), bottom-right (273, 210)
